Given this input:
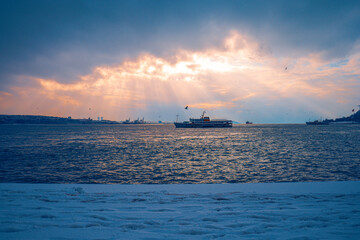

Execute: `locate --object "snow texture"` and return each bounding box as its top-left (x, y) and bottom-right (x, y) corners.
top-left (1, 182), bottom-right (359, 239)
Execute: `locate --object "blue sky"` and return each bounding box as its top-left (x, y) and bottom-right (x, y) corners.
top-left (1, 0), bottom-right (360, 123)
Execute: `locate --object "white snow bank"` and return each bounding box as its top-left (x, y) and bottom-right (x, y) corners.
top-left (1, 181), bottom-right (359, 239)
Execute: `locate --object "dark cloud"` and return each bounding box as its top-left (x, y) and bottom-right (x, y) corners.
top-left (1, 0), bottom-right (359, 89)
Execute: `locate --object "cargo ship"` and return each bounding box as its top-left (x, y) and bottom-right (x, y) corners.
top-left (174, 111), bottom-right (232, 128)
top-left (305, 120), bottom-right (329, 125)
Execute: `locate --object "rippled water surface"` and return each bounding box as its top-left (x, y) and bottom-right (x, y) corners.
top-left (0, 124), bottom-right (359, 183)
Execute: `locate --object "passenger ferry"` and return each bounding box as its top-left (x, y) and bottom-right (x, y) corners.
top-left (174, 111), bottom-right (232, 128)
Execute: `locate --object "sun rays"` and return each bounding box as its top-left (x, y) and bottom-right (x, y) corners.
top-left (0, 31), bottom-right (359, 122)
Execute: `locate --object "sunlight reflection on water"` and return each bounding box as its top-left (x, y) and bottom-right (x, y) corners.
top-left (0, 124), bottom-right (359, 183)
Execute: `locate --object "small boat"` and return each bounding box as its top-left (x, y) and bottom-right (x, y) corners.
top-left (245, 121), bottom-right (253, 124)
top-left (174, 111), bottom-right (232, 128)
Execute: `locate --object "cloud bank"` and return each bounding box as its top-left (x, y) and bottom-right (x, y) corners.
top-left (1, 31), bottom-right (359, 123)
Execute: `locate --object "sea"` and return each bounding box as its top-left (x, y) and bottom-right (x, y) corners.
top-left (0, 124), bottom-right (359, 184)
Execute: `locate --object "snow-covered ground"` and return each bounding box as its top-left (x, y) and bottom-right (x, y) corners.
top-left (1, 182), bottom-right (359, 239)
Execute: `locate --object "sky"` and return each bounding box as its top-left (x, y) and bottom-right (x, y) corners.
top-left (1, 0), bottom-right (360, 123)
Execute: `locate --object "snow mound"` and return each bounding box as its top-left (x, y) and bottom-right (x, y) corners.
top-left (1, 182), bottom-right (359, 239)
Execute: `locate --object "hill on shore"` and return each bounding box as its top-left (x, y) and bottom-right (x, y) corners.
top-left (324, 109), bottom-right (360, 123)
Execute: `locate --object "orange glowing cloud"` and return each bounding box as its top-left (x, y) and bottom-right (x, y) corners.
top-left (1, 31), bottom-right (359, 121)
top-left (189, 101), bottom-right (236, 110)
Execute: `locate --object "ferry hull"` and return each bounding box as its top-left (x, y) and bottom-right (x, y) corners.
top-left (174, 122), bottom-right (232, 128)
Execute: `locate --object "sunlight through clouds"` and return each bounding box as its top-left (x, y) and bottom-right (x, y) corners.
top-left (1, 31), bottom-right (359, 122)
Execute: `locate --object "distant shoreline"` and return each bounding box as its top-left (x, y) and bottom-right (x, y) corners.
top-left (1, 112), bottom-right (360, 125)
top-left (0, 114), bottom-right (119, 124)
